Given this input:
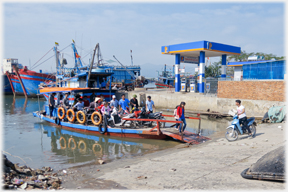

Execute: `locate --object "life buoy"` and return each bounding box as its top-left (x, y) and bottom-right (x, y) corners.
top-left (68, 138), bottom-right (76, 150)
top-left (57, 107), bottom-right (65, 119)
top-left (78, 140), bottom-right (87, 153)
top-left (144, 79), bottom-right (149, 85)
top-left (76, 111), bottom-right (86, 124)
top-left (66, 109), bottom-right (75, 122)
top-left (98, 124), bottom-right (107, 134)
top-left (92, 143), bottom-right (103, 156)
top-left (91, 111), bottom-right (102, 126)
top-left (59, 137), bottom-right (66, 149)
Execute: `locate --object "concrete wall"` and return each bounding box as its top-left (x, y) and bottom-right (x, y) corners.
top-left (218, 80), bottom-right (285, 102)
top-left (122, 90), bottom-right (286, 116)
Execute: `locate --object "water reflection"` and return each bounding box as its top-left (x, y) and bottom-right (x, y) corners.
top-left (34, 122), bottom-right (178, 166)
top-left (4, 96), bottom-right (46, 115)
top-left (3, 95), bottom-right (229, 170)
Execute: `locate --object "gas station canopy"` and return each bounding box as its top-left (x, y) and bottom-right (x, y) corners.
top-left (161, 40), bottom-right (241, 57)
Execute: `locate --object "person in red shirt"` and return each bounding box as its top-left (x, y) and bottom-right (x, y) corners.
top-left (176, 102), bottom-right (187, 134)
top-left (83, 96), bottom-right (90, 107)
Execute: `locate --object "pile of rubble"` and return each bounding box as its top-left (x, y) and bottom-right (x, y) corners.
top-left (2, 155), bottom-right (63, 190)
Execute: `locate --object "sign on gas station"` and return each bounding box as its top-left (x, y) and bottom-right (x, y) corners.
top-left (180, 56), bottom-right (199, 64)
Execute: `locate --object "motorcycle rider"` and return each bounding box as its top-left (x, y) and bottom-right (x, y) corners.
top-left (235, 99), bottom-right (251, 136)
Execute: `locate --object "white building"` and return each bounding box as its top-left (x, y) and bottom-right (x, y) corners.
top-left (2, 58), bottom-right (23, 73)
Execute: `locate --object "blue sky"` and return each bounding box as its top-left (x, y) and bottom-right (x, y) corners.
top-left (3, 3), bottom-right (284, 77)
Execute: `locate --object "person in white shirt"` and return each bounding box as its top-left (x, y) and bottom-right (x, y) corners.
top-left (73, 98), bottom-right (84, 111)
top-left (236, 99), bottom-right (251, 136)
top-left (146, 96), bottom-right (155, 113)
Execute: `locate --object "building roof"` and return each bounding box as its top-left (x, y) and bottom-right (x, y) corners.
top-left (161, 40), bottom-right (241, 57)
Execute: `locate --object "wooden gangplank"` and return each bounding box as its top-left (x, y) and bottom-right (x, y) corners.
top-left (162, 129), bottom-right (210, 144)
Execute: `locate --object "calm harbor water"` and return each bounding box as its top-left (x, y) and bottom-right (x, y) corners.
top-left (3, 95), bottom-right (229, 170)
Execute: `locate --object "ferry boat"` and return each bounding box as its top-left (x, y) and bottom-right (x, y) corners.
top-left (33, 86), bottom-right (210, 144)
top-left (4, 58), bottom-right (55, 97)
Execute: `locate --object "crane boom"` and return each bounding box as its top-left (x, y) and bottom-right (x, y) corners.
top-left (113, 55), bottom-right (136, 80)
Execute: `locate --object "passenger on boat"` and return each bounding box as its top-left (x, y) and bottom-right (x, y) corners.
top-left (110, 95), bottom-right (119, 109)
top-left (89, 91), bottom-right (96, 103)
top-left (49, 93), bottom-right (56, 118)
top-left (130, 94), bottom-right (139, 110)
top-left (119, 94), bottom-right (130, 114)
top-left (73, 98), bottom-right (84, 111)
top-left (146, 96), bottom-right (155, 113)
top-left (73, 94), bottom-right (81, 106)
top-left (63, 93), bottom-right (70, 109)
top-left (89, 97), bottom-right (101, 109)
top-left (83, 96), bottom-right (90, 107)
top-left (176, 102), bottom-right (187, 134)
top-left (58, 94), bottom-right (64, 106)
top-left (100, 94), bottom-right (105, 102)
top-left (101, 102), bottom-right (111, 128)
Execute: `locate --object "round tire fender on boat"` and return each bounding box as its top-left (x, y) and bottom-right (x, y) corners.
top-left (98, 124), bottom-right (107, 134)
top-left (59, 137), bottom-right (67, 149)
top-left (66, 109), bottom-right (76, 122)
top-left (76, 111), bottom-right (86, 124)
top-left (144, 79), bottom-right (149, 85)
top-left (92, 142), bottom-right (103, 156)
top-left (78, 140), bottom-right (87, 153)
top-left (68, 138), bottom-right (76, 150)
top-left (57, 107), bottom-right (66, 120)
top-left (55, 117), bottom-right (61, 125)
top-left (91, 111), bottom-right (102, 126)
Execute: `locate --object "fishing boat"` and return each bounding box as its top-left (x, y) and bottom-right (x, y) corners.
top-left (4, 58), bottom-right (55, 97)
top-left (33, 86), bottom-right (210, 144)
top-left (155, 64), bottom-right (192, 89)
top-left (155, 64), bottom-right (175, 88)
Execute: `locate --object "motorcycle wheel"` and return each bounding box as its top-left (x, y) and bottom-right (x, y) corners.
top-left (249, 124), bottom-right (256, 137)
top-left (225, 127), bottom-right (238, 142)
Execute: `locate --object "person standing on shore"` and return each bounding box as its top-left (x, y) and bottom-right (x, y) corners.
top-left (49, 93), bottom-right (56, 118)
top-left (236, 100), bottom-right (251, 136)
top-left (146, 96), bottom-right (155, 113)
top-left (176, 102), bottom-right (187, 134)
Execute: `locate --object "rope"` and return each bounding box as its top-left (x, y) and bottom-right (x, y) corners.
top-left (31, 47), bottom-right (53, 68)
top-left (31, 43), bottom-right (71, 70)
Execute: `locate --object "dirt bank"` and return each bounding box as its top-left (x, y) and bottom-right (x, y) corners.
top-left (59, 122), bottom-right (285, 190)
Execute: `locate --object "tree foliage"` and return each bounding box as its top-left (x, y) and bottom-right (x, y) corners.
top-left (228, 51), bottom-right (285, 62)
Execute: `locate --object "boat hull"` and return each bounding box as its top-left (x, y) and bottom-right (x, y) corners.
top-left (33, 112), bottom-right (168, 140)
top-left (10, 69), bottom-right (55, 97)
top-left (3, 74), bottom-right (13, 95)
top-left (155, 82), bottom-right (174, 89)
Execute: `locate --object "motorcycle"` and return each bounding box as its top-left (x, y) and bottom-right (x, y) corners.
top-left (225, 115), bottom-right (257, 141)
top-left (137, 107), bottom-right (165, 127)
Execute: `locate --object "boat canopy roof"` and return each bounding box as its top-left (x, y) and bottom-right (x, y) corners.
top-left (40, 87), bottom-right (100, 94)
